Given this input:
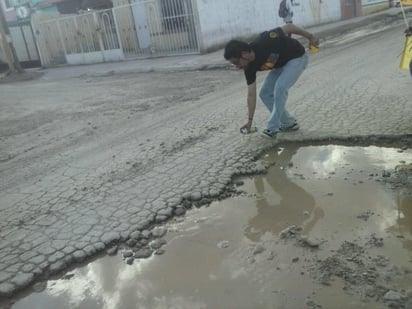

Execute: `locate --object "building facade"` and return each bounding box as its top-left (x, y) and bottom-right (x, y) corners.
top-left (0, 0), bottom-right (391, 68)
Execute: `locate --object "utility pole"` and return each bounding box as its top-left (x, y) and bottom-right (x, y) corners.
top-left (0, 3), bottom-right (23, 73)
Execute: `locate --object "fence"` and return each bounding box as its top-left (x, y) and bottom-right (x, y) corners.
top-left (10, 22), bottom-right (40, 65)
top-left (32, 0), bottom-right (200, 67)
top-left (0, 21), bottom-right (40, 69)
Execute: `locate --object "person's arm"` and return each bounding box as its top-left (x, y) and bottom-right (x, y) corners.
top-left (247, 82), bottom-right (257, 122)
top-left (281, 24), bottom-right (319, 46)
top-left (240, 82), bottom-right (257, 132)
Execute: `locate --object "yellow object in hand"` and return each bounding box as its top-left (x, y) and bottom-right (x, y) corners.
top-left (309, 44), bottom-right (319, 53)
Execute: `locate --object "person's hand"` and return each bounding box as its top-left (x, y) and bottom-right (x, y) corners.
top-left (309, 34), bottom-right (319, 47)
top-left (240, 122), bottom-right (252, 133)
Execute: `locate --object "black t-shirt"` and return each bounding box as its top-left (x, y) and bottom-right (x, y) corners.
top-left (244, 27), bottom-right (305, 85)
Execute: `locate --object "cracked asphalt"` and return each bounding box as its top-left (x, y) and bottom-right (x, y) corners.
top-left (1, 8), bottom-right (412, 299)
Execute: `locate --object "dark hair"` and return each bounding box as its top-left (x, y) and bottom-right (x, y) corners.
top-left (224, 40), bottom-right (251, 60)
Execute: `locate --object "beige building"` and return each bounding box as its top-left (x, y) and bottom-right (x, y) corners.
top-left (1, 0), bottom-right (390, 68)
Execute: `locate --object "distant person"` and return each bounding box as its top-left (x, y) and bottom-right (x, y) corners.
top-left (279, 0), bottom-right (294, 26)
top-left (224, 24), bottom-right (319, 138)
top-left (278, 0), bottom-right (294, 37)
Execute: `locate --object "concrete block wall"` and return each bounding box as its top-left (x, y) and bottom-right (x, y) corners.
top-left (195, 0), bottom-right (341, 52)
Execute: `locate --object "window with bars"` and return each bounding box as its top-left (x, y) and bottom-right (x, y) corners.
top-left (3, 0), bottom-right (13, 9)
top-left (161, 0), bottom-right (186, 32)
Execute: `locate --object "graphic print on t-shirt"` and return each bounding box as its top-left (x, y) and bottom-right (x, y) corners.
top-left (260, 53), bottom-right (279, 70)
top-left (269, 31), bottom-right (278, 39)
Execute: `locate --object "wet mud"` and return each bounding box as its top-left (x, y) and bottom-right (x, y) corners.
top-left (4, 143), bottom-right (412, 309)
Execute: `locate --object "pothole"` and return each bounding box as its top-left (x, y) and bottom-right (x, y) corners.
top-left (4, 144), bottom-right (412, 309)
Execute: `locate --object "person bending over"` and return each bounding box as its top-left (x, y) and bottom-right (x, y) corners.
top-left (224, 24), bottom-right (319, 138)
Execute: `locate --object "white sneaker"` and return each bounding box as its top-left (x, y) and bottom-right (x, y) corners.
top-left (279, 122), bottom-right (299, 132)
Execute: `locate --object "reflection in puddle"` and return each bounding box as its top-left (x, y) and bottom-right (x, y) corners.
top-left (388, 193), bottom-right (412, 252)
top-left (8, 145), bottom-right (412, 309)
top-left (245, 145), bottom-right (319, 242)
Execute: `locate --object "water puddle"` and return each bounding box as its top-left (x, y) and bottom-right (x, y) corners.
top-left (6, 144), bottom-right (412, 309)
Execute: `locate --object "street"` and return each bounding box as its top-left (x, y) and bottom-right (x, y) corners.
top-left (0, 18), bottom-right (412, 305)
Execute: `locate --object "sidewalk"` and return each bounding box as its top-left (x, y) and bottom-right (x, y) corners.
top-left (4, 7), bottom-right (412, 82)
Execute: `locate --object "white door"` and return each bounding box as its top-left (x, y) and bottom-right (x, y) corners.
top-left (131, 0), bottom-right (151, 49)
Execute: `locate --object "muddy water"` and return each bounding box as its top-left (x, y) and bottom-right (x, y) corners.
top-left (8, 145), bottom-right (412, 309)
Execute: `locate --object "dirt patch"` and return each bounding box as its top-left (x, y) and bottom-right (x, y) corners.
top-left (281, 227), bottom-right (412, 308)
top-left (0, 71), bottom-right (44, 84)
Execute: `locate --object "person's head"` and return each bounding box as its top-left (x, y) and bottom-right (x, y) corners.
top-left (224, 40), bottom-right (254, 68)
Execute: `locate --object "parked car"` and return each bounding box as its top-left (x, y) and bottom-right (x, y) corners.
top-left (396, 0), bottom-right (412, 6)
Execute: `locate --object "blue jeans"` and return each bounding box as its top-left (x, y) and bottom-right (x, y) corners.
top-left (259, 53), bottom-right (308, 132)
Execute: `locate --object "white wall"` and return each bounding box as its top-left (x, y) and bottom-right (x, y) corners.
top-left (293, 0), bottom-right (341, 26)
top-left (195, 0), bottom-right (342, 51)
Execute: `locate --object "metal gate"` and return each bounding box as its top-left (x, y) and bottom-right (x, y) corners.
top-left (8, 21), bottom-right (41, 68)
top-left (33, 0), bottom-right (200, 67)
